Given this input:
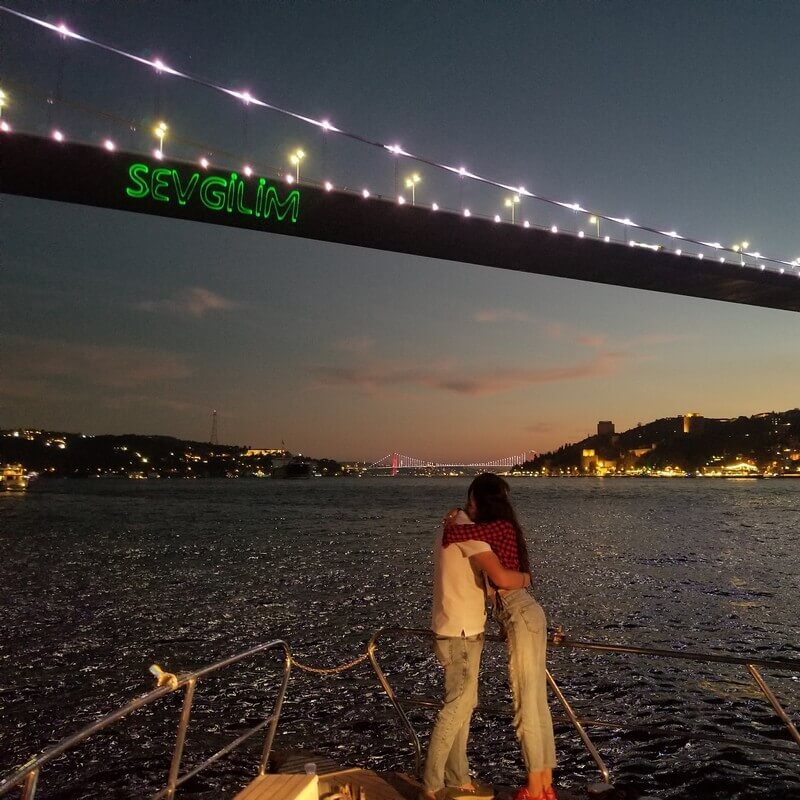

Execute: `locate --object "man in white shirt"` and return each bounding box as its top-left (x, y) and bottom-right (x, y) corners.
top-left (421, 510), bottom-right (531, 800)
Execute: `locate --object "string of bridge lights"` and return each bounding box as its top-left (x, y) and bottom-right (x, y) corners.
top-left (1, 3), bottom-right (799, 274)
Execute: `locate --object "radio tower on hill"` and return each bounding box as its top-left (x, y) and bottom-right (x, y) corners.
top-left (210, 410), bottom-right (219, 445)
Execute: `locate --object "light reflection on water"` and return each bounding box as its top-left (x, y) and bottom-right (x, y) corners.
top-left (1, 478), bottom-right (799, 799)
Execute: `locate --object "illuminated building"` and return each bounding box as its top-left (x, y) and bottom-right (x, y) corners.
top-left (597, 420), bottom-right (615, 437)
top-left (683, 413), bottom-right (705, 435)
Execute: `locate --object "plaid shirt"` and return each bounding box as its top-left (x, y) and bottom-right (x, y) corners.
top-left (443, 520), bottom-right (520, 571)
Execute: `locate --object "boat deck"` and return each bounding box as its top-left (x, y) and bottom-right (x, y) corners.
top-left (252, 751), bottom-right (587, 800)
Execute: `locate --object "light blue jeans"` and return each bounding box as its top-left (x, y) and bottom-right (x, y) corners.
top-left (422, 633), bottom-right (484, 791)
top-left (495, 590), bottom-right (557, 771)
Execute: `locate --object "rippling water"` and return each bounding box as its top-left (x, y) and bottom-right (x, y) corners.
top-left (2, 478), bottom-right (799, 799)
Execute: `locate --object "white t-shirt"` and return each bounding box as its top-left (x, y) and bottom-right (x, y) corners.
top-left (431, 530), bottom-right (491, 637)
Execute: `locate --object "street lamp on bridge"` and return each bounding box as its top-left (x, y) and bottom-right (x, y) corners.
top-left (404, 173), bottom-right (421, 205)
top-left (504, 194), bottom-right (520, 224)
top-left (589, 215), bottom-right (601, 238)
top-left (0, 89), bottom-right (7, 120)
top-left (153, 121), bottom-right (168, 158)
top-left (289, 148), bottom-right (305, 183)
top-left (732, 240), bottom-right (750, 267)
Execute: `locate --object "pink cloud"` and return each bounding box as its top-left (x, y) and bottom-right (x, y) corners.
top-left (137, 287), bottom-right (239, 318)
top-left (0, 335), bottom-right (192, 389)
top-left (471, 312), bottom-right (617, 350)
top-left (312, 351), bottom-right (630, 397)
top-left (575, 333), bottom-right (608, 348)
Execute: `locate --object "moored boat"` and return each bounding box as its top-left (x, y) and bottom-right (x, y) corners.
top-left (1, 463), bottom-right (28, 491)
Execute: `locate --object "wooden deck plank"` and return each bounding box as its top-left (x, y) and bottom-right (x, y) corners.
top-left (318, 769), bottom-right (408, 800)
top-left (235, 773), bottom-right (318, 800)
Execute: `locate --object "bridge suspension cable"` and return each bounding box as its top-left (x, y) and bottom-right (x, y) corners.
top-left (1, 3), bottom-right (797, 274)
top-left (365, 453), bottom-right (530, 470)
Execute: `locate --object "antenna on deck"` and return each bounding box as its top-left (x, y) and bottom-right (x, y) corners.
top-left (210, 410), bottom-right (219, 445)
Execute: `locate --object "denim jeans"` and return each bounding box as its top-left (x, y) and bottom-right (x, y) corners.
top-left (422, 633), bottom-right (484, 791)
top-left (495, 590), bottom-right (556, 771)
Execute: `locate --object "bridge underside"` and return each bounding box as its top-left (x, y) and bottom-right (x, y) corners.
top-left (2, 134), bottom-right (799, 313)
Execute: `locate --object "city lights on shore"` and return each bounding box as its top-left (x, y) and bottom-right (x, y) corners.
top-left (103, 138), bottom-right (115, 151)
top-left (52, 129), bottom-right (64, 142)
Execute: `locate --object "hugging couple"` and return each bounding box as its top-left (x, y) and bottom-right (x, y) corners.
top-left (422, 473), bottom-right (557, 800)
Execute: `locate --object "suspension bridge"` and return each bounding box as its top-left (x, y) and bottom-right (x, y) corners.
top-left (1, 5), bottom-right (800, 312)
top-left (365, 453), bottom-right (531, 476)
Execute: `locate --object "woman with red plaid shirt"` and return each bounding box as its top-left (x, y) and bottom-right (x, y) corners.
top-left (443, 473), bottom-right (557, 800)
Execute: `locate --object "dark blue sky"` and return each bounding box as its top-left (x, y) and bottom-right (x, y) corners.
top-left (1, 1), bottom-right (799, 460)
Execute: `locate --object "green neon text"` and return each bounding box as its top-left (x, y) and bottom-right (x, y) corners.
top-left (125, 163), bottom-right (300, 223)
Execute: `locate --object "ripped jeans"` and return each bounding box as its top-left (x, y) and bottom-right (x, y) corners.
top-left (495, 590), bottom-right (557, 771)
top-left (422, 633), bottom-right (484, 791)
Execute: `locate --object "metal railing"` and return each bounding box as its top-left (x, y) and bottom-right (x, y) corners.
top-left (3, 629), bottom-right (799, 796)
top-left (0, 639), bottom-right (292, 800)
top-left (367, 626), bottom-right (800, 785)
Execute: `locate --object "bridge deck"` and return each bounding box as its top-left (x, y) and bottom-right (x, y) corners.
top-left (2, 134), bottom-right (800, 315)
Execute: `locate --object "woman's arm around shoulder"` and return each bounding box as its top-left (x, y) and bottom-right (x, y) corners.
top-left (442, 518), bottom-right (514, 546)
top-left (469, 550), bottom-right (530, 590)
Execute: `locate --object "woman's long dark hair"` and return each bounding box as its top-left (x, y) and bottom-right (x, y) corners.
top-left (467, 472), bottom-right (531, 576)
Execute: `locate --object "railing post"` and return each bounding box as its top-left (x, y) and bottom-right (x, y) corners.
top-left (546, 669), bottom-right (611, 785)
top-left (367, 634), bottom-right (423, 778)
top-left (746, 665), bottom-right (800, 751)
top-left (21, 770), bottom-right (38, 800)
top-left (259, 649), bottom-right (293, 775)
top-left (164, 678), bottom-right (197, 800)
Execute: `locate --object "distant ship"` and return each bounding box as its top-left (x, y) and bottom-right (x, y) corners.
top-left (1, 464), bottom-right (28, 491)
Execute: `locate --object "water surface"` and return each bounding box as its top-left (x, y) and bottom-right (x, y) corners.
top-left (2, 478), bottom-right (799, 798)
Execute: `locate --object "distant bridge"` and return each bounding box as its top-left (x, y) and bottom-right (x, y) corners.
top-left (365, 452), bottom-right (531, 475)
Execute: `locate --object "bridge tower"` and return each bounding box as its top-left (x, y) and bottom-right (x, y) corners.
top-left (210, 410), bottom-right (219, 445)
top-left (391, 452), bottom-right (399, 477)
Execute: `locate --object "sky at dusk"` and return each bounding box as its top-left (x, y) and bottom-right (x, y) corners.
top-left (1, 1), bottom-right (799, 462)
